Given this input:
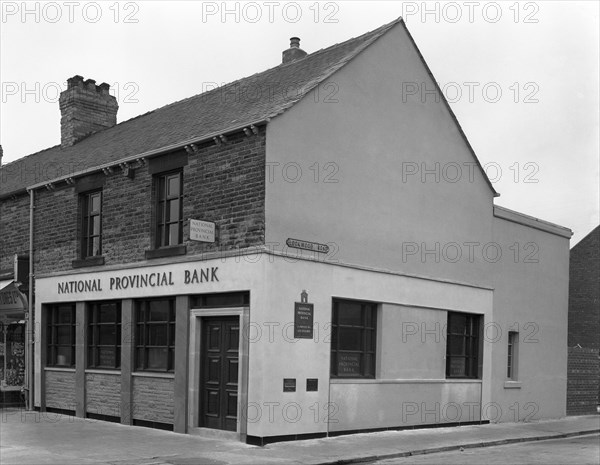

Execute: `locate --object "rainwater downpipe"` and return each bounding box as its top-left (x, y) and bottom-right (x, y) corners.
top-left (27, 188), bottom-right (34, 410)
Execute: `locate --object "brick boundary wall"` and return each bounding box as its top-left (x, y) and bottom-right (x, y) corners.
top-left (567, 346), bottom-right (599, 415)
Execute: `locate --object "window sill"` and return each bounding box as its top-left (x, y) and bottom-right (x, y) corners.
top-left (504, 381), bottom-right (522, 389)
top-left (44, 367), bottom-right (76, 372)
top-left (72, 256), bottom-right (105, 268)
top-left (132, 371), bottom-right (175, 379)
top-left (85, 369), bottom-right (121, 375)
top-left (331, 378), bottom-right (483, 384)
top-left (145, 245), bottom-right (187, 260)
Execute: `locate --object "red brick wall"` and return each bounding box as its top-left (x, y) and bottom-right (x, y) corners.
top-left (32, 127), bottom-right (266, 275)
top-left (0, 193), bottom-right (30, 272)
top-left (567, 347), bottom-right (599, 415)
top-left (568, 226), bottom-right (600, 350)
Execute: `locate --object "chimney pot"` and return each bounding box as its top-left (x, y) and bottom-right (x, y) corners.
top-left (282, 36), bottom-right (307, 64)
top-left (84, 78), bottom-right (97, 91)
top-left (67, 75), bottom-right (84, 89)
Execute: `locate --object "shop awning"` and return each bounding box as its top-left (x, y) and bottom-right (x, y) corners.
top-left (0, 281), bottom-right (27, 313)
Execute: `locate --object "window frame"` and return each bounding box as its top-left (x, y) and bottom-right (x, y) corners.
top-left (87, 301), bottom-right (122, 369)
top-left (134, 299), bottom-right (176, 372)
top-left (154, 170), bottom-right (183, 248)
top-left (330, 299), bottom-right (377, 379)
top-left (445, 312), bottom-right (481, 379)
top-left (81, 190), bottom-right (103, 258)
top-left (507, 331), bottom-right (519, 380)
top-left (46, 304), bottom-right (76, 368)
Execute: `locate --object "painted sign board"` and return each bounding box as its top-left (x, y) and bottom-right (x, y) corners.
top-left (294, 290), bottom-right (314, 339)
top-left (189, 219), bottom-right (215, 243)
top-left (294, 302), bottom-right (314, 339)
top-left (286, 238), bottom-right (329, 254)
top-left (0, 282), bottom-right (27, 312)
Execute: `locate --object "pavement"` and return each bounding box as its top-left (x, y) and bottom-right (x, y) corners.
top-left (0, 409), bottom-right (598, 465)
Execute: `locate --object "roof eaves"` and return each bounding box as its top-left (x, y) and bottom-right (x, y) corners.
top-left (17, 119), bottom-right (269, 195)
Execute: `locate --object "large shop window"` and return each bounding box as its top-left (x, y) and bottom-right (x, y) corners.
top-left (155, 171), bottom-right (183, 248)
top-left (446, 312), bottom-right (481, 379)
top-left (331, 299), bottom-right (377, 378)
top-left (135, 299), bottom-right (175, 372)
top-left (81, 190), bottom-right (102, 258)
top-left (47, 304), bottom-right (76, 367)
top-left (87, 301), bottom-right (121, 369)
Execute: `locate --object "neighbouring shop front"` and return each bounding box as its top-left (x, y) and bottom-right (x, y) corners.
top-left (34, 253), bottom-right (493, 442)
top-left (0, 280), bottom-right (28, 405)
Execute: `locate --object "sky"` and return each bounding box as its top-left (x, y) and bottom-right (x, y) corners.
top-left (0, 0), bottom-right (598, 244)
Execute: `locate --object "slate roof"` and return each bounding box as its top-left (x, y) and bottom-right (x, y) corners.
top-left (0, 18), bottom-right (401, 197)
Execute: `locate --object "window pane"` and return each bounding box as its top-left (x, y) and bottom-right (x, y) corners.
top-left (56, 347), bottom-right (71, 366)
top-left (168, 199), bottom-right (180, 222)
top-left (364, 353), bottom-right (375, 376)
top-left (57, 307), bottom-right (72, 324)
top-left (135, 348), bottom-right (144, 370)
top-left (448, 357), bottom-right (466, 377)
top-left (92, 215), bottom-right (101, 235)
top-left (147, 348), bottom-right (167, 370)
top-left (91, 193), bottom-right (101, 212)
top-left (157, 201), bottom-right (164, 225)
top-left (149, 301), bottom-right (169, 321)
top-left (449, 314), bottom-right (466, 334)
top-left (337, 352), bottom-right (361, 376)
top-left (97, 347), bottom-right (116, 367)
top-left (338, 328), bottom-right (362, 351)
top-left (169, 223), bottom-right (179, 245)
top-left (92, 237), bottom-right (101, 256)
top-left (167, 174), bottom-right (180, 197)
top-left (56, 326), bottom-right (72, 344)
top-left (337, 302), bottom-right (362, 326)
top-left (98, 325), bottom-right (117, 345)
top-left (148, 325), bottom-right (167, 345)
top-left (448, 335), bottom-right (465, 355)
top-left (158, 176), bottom-right (166, 200)
top-left (98, 304), bottom-right (117, 323)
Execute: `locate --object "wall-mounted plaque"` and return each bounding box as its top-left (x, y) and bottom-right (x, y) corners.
top-left (189, 219), bottom-right (215, 243)
top-left (283, 378), bottom-right (296, 392)
top-left (294, 290), bottom-right (313, 339)
top-left (306, 378), bottom-right (318, 392)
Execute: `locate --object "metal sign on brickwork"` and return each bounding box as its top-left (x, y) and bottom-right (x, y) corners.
top-left (189, 219), bottom-right (215, 243)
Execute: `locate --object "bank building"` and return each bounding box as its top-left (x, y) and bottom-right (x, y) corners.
top-left (0, 18), bottom-right (572, 444)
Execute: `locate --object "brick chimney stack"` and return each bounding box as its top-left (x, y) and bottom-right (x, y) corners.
top-left (59, 75), bottom-right (118, 148)
top-left (282, 37), bottom-right (307, 64)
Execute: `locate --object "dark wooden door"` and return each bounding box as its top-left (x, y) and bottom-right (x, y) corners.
top-left (200, 317), bottom-right (239, 431)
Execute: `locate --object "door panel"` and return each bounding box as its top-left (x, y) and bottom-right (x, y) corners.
top-left (200, 317), bottom-right (239, 431)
